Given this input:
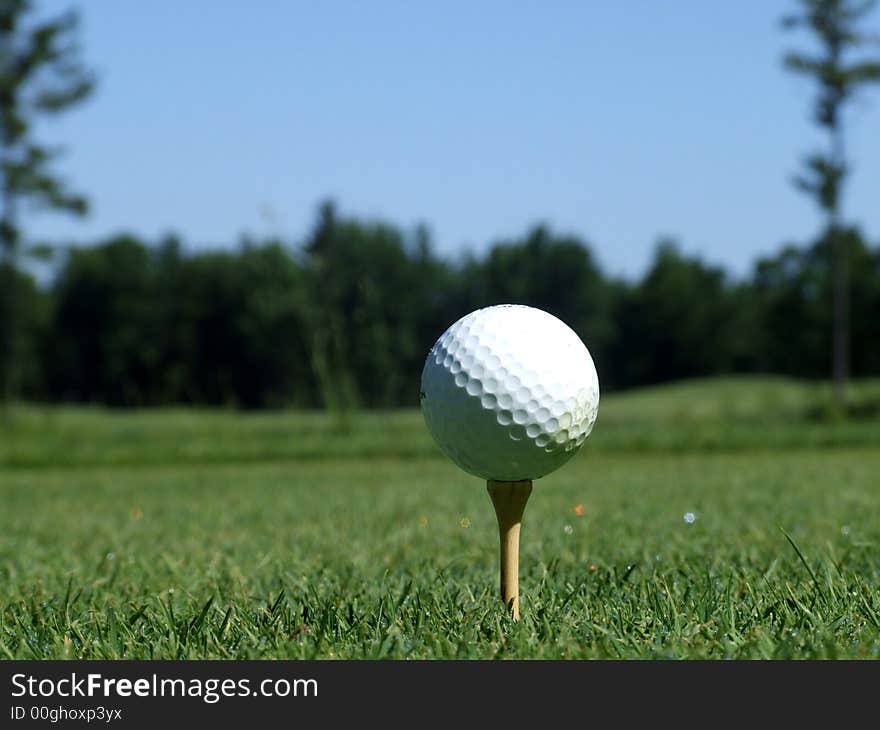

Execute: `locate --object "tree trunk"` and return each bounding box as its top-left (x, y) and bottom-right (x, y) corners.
top-left (830, 120), bottom-right (848, 412)
top-left (0, 178), bottom-right (15, 407)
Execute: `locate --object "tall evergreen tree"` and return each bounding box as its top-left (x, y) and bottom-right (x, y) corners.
top-left (782, 0), bottom-right (880, 409)
top-left (0, 0), bottom-right (94, 403)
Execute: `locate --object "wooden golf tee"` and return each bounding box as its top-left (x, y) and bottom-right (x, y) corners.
top-left (487, 479), bottom-right (532, 621)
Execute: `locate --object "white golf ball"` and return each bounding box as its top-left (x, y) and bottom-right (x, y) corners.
top-left (420, 304), bottom-right (599, 481)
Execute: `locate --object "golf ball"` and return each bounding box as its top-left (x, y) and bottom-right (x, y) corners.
top-left (420, 304), bottom-right (599, 481)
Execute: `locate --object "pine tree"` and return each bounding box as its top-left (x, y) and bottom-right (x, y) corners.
top-left (0, 0), bottom-right (94, 404)
top-left (782, 0), bottom-right (880, 409)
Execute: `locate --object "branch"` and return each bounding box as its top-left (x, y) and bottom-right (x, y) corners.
top-left (31, 76), bottom-right (95, 113)
top-left (792, 152), bottom-right (846, 212)
top-left (841, 60), bottom-right (880, 81)
top-left (783, 51), bottom-right (826, 76)
top-left (2, 145), bottom-right (88, 216)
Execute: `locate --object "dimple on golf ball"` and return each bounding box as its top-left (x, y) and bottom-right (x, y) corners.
top-left (420, 304), bottom-right (599, 481)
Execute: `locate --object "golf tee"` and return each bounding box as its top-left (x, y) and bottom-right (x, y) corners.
top-left (487, 479), bottom-right (532, 621)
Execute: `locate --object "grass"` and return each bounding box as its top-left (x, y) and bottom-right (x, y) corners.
top-left (1, 376), bottom-right (879, 659)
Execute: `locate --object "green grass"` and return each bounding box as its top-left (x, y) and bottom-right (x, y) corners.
top-left (1, 376), bottom-right (879, 659)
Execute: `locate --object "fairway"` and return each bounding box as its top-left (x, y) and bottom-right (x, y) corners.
top-left (2, 377), bottom-right (880, 659)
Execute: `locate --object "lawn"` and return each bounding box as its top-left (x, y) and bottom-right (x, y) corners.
top-left (1, 376), bottom-right (879, 659)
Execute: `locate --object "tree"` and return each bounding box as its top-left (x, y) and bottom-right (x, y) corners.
top-left (174, 241), bottom-right (313, 408)
top-left (752, 242), bottom-right (829, 378)
top-left (467, 225), bottom-right (618, 384)
top-left (46, 235), bottom-right (316, 408)
top-left (302, 200), bottom-right (446, 409)
top-left (0, 0), bottom-right (94, 403)
top-left (47, 236), bottom-right (159, 405)
top-left (0, 263), bottom-right (47, 397)
top-left (751, 227), bottom-right (878, 381)
top-left (611, 241), bottom-right (749, 388)
top-left (782, 0), bottom-right (880, 409)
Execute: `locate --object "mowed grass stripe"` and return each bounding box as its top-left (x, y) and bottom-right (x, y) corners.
top-left (4, 376), bottom-right (880, 469)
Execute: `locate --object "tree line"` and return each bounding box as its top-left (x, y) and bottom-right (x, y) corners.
top-left (4, 200), bottom-right (880, 409)
top-left (2, 0), bottom-right (879, 410)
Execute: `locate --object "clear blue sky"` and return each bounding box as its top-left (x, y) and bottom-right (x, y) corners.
top-left (27, 0), bottom-right (880, 279)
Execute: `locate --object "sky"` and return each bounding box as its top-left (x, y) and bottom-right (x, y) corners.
top-left (24, 0), bottom-right (880, 280)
